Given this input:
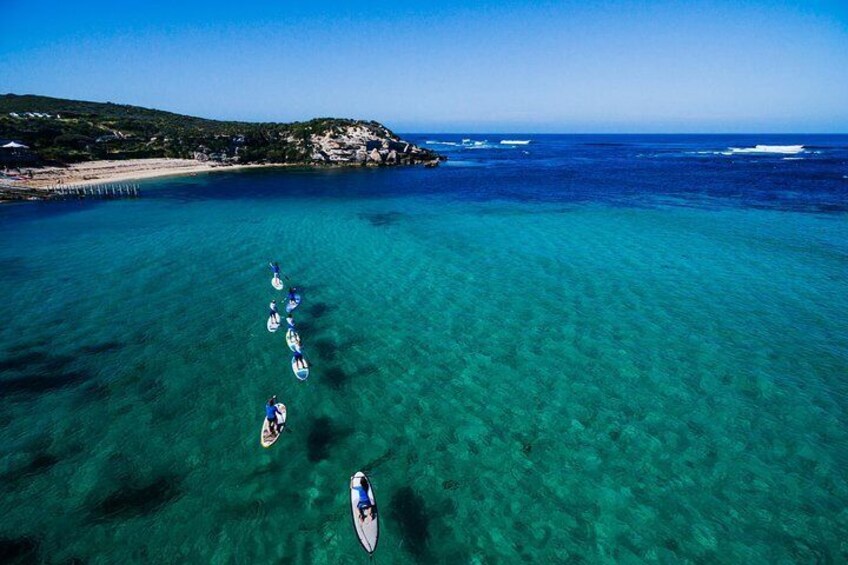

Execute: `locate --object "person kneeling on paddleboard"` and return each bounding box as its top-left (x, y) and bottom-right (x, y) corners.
top-left (352, 476), bottom-right (376, 522)
top-left (269, 262), bottom-right (281, 276)
top-left (269, 306), bottom-right (280, 324)
top-left (287, 287), bottom-right (298, 302)
top-left (265, 396), bottom-right (283, 435)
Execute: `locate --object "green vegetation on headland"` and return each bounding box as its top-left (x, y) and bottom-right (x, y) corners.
top-left (0, 94), bottom-right (441, 167)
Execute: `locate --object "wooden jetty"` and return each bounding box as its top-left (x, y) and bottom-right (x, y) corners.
top-left (0, 182), bottom-right (141, 202)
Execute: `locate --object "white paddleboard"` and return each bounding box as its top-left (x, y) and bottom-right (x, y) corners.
top-left (286, 328), bottom-right (302, 353)
top-left (267, 313), bottom-right (281, 333)
top-left (271, 276), bottom-right (284, 290)
top-left (350, 472), bottom-right (379, 555)
top-left (260, 403), bottom-right (287, 448)
top-left (285, 293), bottom-right (301, 313)
top-left (292, 356), bottom-right (309, 381)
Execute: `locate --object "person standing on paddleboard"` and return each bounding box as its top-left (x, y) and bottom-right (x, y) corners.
top-left (351, 476), bottom-right (376, 522)
top-left (293, 350), bottom-right (307, 370)
top-left (265, 396), bottom-right (283, 435)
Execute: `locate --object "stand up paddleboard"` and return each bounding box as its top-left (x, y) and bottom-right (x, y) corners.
top-left (267, 313), bottom-right (281, 333)
top-left (285, 294), bottom-right (301, 313)
top-left (350, 472), bottom-right (379, 555)
top-left (271, 276), bottom-right (284, 290)
top-left (260, 403), bottom-right (287, 448)
top-left (292, 356), bottom-right (309, 381)
top-left (286, 328), bottom-right (302, 353)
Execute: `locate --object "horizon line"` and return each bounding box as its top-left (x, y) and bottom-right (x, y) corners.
top-left (401, 132), bottom-right (848, 135)
top-left (3, 93), bottom-right (847, 136)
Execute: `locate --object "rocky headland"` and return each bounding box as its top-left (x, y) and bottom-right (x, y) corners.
top-left (0, 94), bottom-right (443, 197)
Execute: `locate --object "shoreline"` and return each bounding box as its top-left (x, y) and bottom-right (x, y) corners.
top-left (3, 159), bottom-right (296, 189)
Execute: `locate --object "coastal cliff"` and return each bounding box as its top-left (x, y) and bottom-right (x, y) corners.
top-left (309, 121), bottom-right (434, 165)
top-left (0, 94), bottom-right (442, 168)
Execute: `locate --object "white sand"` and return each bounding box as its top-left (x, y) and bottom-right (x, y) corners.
top-left (13, 159), bottom-right (285, 188)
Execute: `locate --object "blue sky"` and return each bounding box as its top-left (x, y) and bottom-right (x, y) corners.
top-left (1, 0), bottom-right (846, 132)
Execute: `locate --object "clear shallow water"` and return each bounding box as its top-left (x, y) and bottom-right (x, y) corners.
top-left (1, 135), bottom-right (847, 563)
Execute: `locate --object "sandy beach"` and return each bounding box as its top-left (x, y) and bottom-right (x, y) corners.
top-left (7, 159), bottom-right (282, 189)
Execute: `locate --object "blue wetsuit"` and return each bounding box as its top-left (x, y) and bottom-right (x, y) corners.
top-left (353, 485), bottom-right (372, 509)
top-left (270, 263), bottom-right (280, 275)
top-left (265, 404), bottom-right (279, 421)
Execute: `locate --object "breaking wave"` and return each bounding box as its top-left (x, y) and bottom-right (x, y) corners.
top-left (500, 140), bottom-right (531, 145)
top-left (425, 139), bottom-right (492, 149)
top-left (726, 145), bottom-right (805, 155)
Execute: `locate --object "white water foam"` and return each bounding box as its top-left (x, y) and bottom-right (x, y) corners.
top-left (726, 145), bottom-right (805, 155)
top-left (427, 139), bottom-right (492, 148)
top-left (500, 140), bottom-right (531, 145)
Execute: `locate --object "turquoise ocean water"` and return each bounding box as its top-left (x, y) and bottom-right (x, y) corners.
top-left (1, 135), bottom-right (847, 563)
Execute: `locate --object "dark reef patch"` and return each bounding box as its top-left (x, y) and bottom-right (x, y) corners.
top-left (321, 363), bottom-right (377, 390)
top-left (359, 211), bottom-right (404, 227)
top-left (1, 452), bottom-right (61, 488)
top-left (0, 352), bottom-right (50, 372)
top-left (0, 536), bottom-right (40, 564)
top-left (0, 370), bottom-right (90, 396)
top-left (22, 452), bottom-right (60, 476)
top-left (0, 348), bottom-right (86, 400)
top-left (0, 256), bottom-right (30, 279)
top-left (311, 336), bottom-right (364, 364)
top-left (390, 486), bottom-right (430, 558)
top-left (91, 474), bottom-right (183, 521)
top-left (312, 339), bottom-right (339, 363)
top-left (139, 376), bottom-right (166, 404)
top-left (323, 366), bottom-right (351, 389)
top-left (79, 341), bottom-right (123, 354)
top-left (308, 302), bottom-right (334, 317)
top-left (39, 354), bottom-right (76, 373)
top-left (6, 339), bottom-right (50, 353)
top-left (306, 416), bottom-right (347, 462)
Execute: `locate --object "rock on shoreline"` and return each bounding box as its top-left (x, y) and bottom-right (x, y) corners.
top-left (309, 122), bottom-right (438, 166)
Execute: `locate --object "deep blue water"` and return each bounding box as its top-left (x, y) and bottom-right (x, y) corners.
top-left (410, 134), bottom-right (848, 212)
